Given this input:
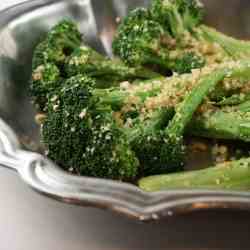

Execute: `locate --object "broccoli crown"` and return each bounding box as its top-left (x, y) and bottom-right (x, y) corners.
top-left (150, 0), bottom-right (204, 37)
top-left (30, 63), bottom-right (61, 111)
top-left (173, 52), bottom-right (206, 74)
top-left (82, 119), bottom-right (139, 180)
top-left (32, 40), bottom-right (65, 70)
top-left (32, 19), bottom-right (82, 69)
top-left (131, 131), bottom-right (185, 176)
top-left (42, 74), bottom-right (139, 180)
top-left (47, 19), bottom-right (82, 53)
top-left (112, 8), bottom-right (169, 67)
top-left (128, 107), bottom-right (184, 176)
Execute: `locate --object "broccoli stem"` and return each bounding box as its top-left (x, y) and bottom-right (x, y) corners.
top-left (125, 66), bottom-right (163, 79)
top-left (66, 45), bottom-right (162, 84)
top-left (100, 65), bottom-right (250, 114)
top-left (93, 78), bottom-right (164, 110)
top-left (201, 25), bottom-right (250, 59)
top-left (86, 65), bottom-right (161, 80)
top-left (172, 61), bottom-right (250, 142)
top-left (187, 109), bottom-right (250, 142)
top-left (96, 58), bottom-right (162, 80)
top-left (139, 158), bottom-right (250, 192)
top-left (165, 69), bottom-right (227, 137)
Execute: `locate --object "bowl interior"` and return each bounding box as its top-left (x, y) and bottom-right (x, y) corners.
top-left (1, 0), bottom-right (250, 165)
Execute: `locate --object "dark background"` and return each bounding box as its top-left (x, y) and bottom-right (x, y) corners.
top-left (204, 0), bottom-right (250, 39)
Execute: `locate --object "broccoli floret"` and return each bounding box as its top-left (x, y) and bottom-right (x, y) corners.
top-left (148, 0), bottom-right (231, 69)
top-left (112, 8), bottom-right (169, 68)
top-left (65, 45), bottom-right (161, 86)
top-left (32, 19), bottom-right (81, 69)
top-left (150, 0), bottom-right (204, 38)
top-left (30, 63), bottom-right (61, 112)
top-left (42, 74), bottom-right (177, 177)
top-left (42, 75), bottom-right (139, 181)
top-left (112, 8), bottom-right (204, 75)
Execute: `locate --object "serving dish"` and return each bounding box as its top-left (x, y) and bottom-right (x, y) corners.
top-left (0, 0), bottom-right (250, 221)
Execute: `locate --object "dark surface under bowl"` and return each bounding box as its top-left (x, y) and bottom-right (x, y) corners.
top-left (0, 0), bottom-right (250, 221)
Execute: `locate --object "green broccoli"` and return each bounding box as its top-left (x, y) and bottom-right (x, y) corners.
top-left (187, 95), bottom-right (250, 142)
top-left (42, 75), bottom-right (139, 181)
top-left (32, 19), bottom-right (82, 69)
top-left (41, 74), bottom-right (179, 177)
top-left (150, 0), bottom-right (250, 66)
top-left (41, 61), bottom-right (250, 180)
top-left (112, 8), bottom-right (205, 74)
top-left (139, 158), bottom-right (250, 192)
top-left (30, 63), bottom-right (61, 112)
top-left (131, 66), bottom-right (228, 175)
top-left (129, 60), bottom-right (250, 175)
top-left (150, 0), bottom-right (204, 37)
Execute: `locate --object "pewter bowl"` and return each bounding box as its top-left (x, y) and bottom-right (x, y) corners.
top-left (0, 0), bottom-right (250, 221)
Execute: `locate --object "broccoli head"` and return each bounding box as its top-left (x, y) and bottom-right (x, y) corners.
top-left (112, 7), bottom-right (205, 74)
top-left (112, 8), bottom-right (169, 69)
top-left (42, 75), bottom-right (139, 180)
top-left (32, 19), bottom-right (82, 69)
top-left (30, 63), bottom-right (61, 112)
top-left (150, 0), bottom-right (204, 37)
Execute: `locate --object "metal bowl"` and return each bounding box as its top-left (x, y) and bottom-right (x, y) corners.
top-left (0, 0), bottom-right (250, 221)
